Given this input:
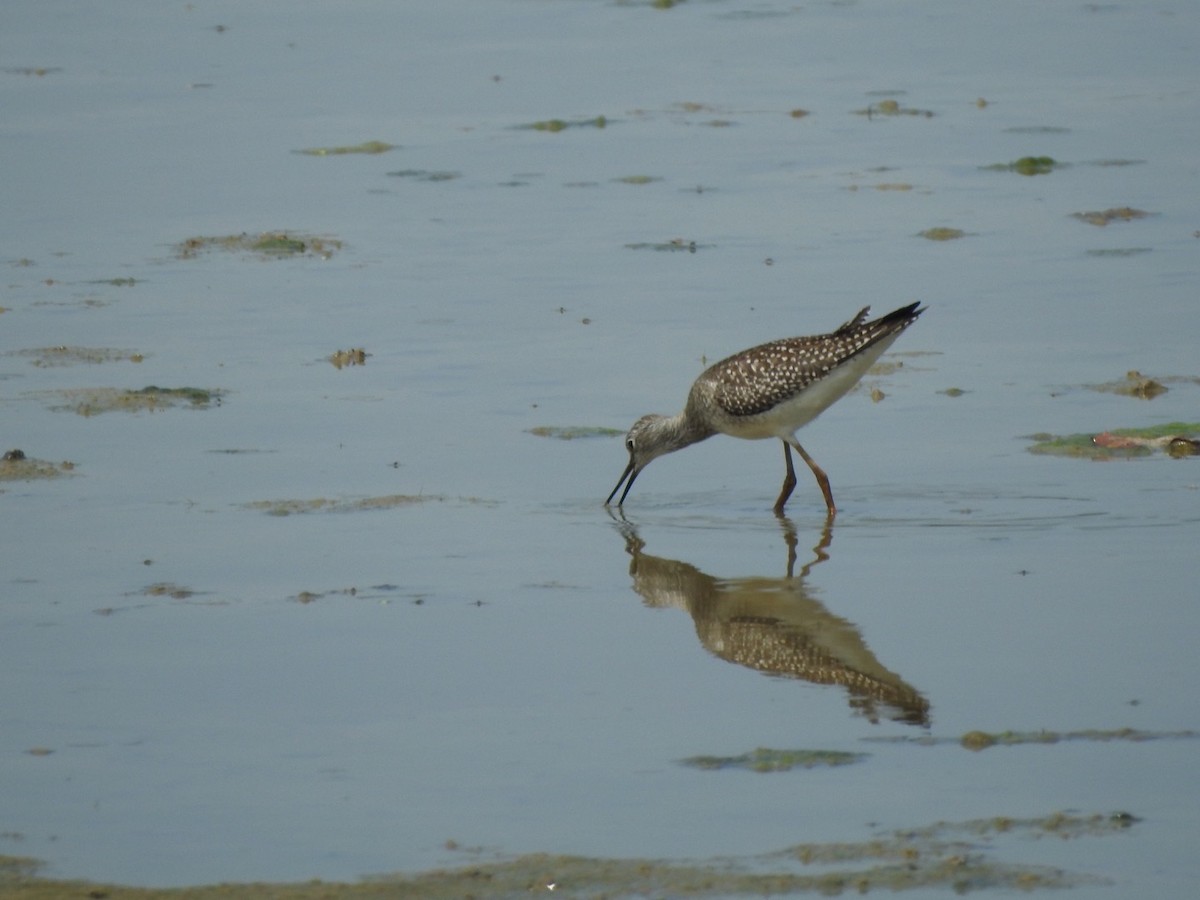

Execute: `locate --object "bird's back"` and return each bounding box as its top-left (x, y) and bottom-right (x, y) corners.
top-left (689, 303), bottom-right (923, 438)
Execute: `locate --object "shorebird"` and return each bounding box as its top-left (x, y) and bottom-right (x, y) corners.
top-left (606, 302), bottom-right (924, 514)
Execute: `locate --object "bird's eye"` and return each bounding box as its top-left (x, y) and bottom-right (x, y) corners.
top-left (625, 438), bottom-right (635, 452)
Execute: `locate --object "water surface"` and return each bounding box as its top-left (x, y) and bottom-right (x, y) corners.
top-left (2, 1), bottom-right (1198, 895)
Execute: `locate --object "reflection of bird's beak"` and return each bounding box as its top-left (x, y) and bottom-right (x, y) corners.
top-left (605, 457), bottom-right (639, 506)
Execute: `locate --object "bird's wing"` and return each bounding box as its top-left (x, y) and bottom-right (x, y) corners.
top-left (702, 338), bottom-right (832, 418)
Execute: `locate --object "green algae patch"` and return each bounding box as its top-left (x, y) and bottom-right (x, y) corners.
top-left (520, 115), bottom-right (608, 132)
top-left (614, 174), bottom-right (662, 185)
top-left (7, 346), bottom-right (146, 367)
top-left (174, 232), bottom-right (343, 260)
top-left (295, 140), bottom-right (396, 156)
top-left (1071, 206), bottom-right (1153, 226)
top-left (680, 747), bottom-right (867, 772)
top-left (917, 227), bottom-right (967, 241)
top-left (527, 425), bottom-right (624, 440)
top-left (983, 155), bottom-right (1061, 175)
top-left (1026, 422), bottom-right (1200, 459)
top-left (0, 811), bottom-right (1135, 897)
top-left (0, 451), bottom-right (76, 482)
top-left (38, 386), bottom-right (224, 416)
top-left (243, 494), bottom-right (444, 516)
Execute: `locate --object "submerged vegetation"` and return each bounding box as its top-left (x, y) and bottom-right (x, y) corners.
top-left (680, 747), bottom-right (867, 772)
top-left (174, 231), bottom-right (343, 260)
top-left (386, 168), bottom-right (461, 182)
top-left (7, 346), bottom-right (145, 366)
top-left (624, 238), bottom-right (708, 252)
top-left (0, 810), bottom-right (1138, 897)
top-left (983, 155), bottom-right (1062, 175)
top-left (294, 140), bottom-right (396, 156)
top-left (519, 115), bottom-right (608, 132)
top-left (865, 727), bottom-right (1197, 750)
top-left (242, 494), bottom-right (444, 516)
top-left (1071, 206), bottom-right (1153, 226)
top-left (38, 386), bottom-right (223, 416)
top-left (526, 425), bottom-right (624, 440)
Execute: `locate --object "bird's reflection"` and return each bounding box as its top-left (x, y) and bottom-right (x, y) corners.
top-left (611, 514), bottom-right (930, 727)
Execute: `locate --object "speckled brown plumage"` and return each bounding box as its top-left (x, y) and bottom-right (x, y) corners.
top-left (698, 304), bottom-right (917, 419)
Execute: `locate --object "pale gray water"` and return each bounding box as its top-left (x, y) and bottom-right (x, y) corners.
top-left (2, 0), bottom-right (1199, 894)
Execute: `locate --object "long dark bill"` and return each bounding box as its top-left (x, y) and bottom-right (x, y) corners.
top-left (605, 458), bottom-right (639, 506)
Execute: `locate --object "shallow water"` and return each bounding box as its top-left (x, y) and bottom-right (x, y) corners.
top-left (3, 0), bottom-right (1199, 895)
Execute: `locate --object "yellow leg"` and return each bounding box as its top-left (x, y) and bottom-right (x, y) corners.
top-left (786, 438), bottom-right (836, 515)
top-left (774, 440), bottom-right (798, 514)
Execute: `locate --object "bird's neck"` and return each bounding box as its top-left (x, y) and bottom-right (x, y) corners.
top-left (661, 404), bottom-right (717, 453)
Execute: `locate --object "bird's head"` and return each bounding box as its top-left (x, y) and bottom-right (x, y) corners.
top-left (605, 414), bottom-right (677, 507)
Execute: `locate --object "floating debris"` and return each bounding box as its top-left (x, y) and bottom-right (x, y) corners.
top-left (1086, 370), bottom-right (1167, 399)
top-left (174, 232), bottom-right (342, 260)
top-left (680, 747), bottom-right (867, 772)
top-left (1026, 422), bottom-right (1200, 459)
top-left (917, 227), bottom-right (967, 241)
top-left (983, 155), bottom-right (1062, 175)
top-left (1094, 431), bottom-right (1200, 457)
top-left (856, 98), bottom-right (935, 118)
top-left (526, 425), bottom-right (625, 440)
top-left (1071, 206), bottom-right (1153, 226)
top-left (328, 348), bottom-right (368, 369)
top-left (1, 451), bottom-right (76, 481)
top-left (295, 140), bottom-right (396, 156)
